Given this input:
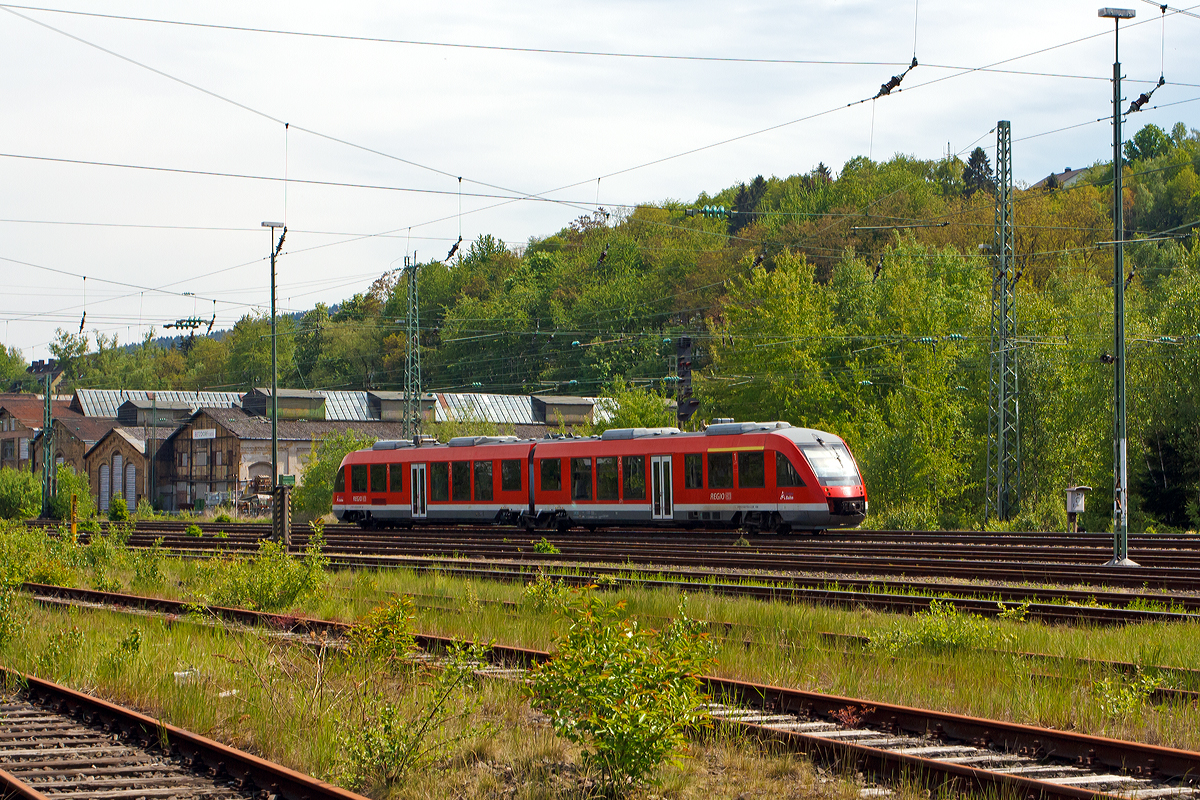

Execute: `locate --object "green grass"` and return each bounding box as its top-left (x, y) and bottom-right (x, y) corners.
top-left (1, 597), bottom-right (916, 800)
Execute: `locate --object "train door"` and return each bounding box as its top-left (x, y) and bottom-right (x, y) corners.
top-left (410, 463), bottom-right (427, 519)
top-left (651, 455), bottom-right (672, 520)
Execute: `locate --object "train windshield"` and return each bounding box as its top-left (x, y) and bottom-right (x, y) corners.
top-left (799, 442), bottom-right (861, 487)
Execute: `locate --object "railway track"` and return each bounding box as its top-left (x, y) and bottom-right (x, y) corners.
top-left (0, 671), bottom-right (366, 800)
top-left (19, 582), bottom-right (1200, 800)
top-left (42, 519), bottom-right (1200, 591)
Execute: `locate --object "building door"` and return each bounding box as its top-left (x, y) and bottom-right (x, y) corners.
top-left (410, 463), bottom-right (427, 519)
top-left (650, 455), bottom-right (672, 520)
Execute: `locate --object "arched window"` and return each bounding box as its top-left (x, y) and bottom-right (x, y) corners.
top-left (125, 463), bottom-right (137, 507)
top-left (112, 454), bottom-right (123, 502)
top-left (99, 464), bottom-right (110, 511)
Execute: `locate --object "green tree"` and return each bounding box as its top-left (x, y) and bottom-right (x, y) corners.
top-left (48, 464), bottom-right (96, 521)
top-left (225, 314), bottom-right (296, 390)
top-left (48, 329), bottom-right (90, 386)
top-left (962, 147), bottom-right (995, 197)
top-left (590, 379), bottom-right (677, 433)
top-left (0, 345), bottom-right (33, 391)
top-left (1124, 123), bottom-right (1172, 163)
top-left (0, 467), bottom-right (40, 519)
top-left (294, 429), bottom-right (377, 518)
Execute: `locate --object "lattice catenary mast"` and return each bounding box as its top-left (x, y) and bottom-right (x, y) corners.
top-left (986, 120), bottom-right (1020, 521)
top-left (403, 256), bottom-right (422, 439)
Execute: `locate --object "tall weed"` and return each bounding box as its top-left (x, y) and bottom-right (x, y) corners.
top-left (871, 599), bottom-right (1012, 654)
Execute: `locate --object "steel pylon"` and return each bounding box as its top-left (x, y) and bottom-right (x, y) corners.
top-left (986, 120), bottom-right (1020, 522)
top-left (403, 257), bottom-right (422, 439)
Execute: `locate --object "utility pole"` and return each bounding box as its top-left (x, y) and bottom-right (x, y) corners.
top-left (986, 120), bottom-right (1019, 522)
top-left (148, 391), bottom-right (157, 510)
top-left (40, 373), bottom-right (53, 517)
top-left (263, 221), bottom-right (286, 542)
top-left (1099, 7), bottom-right (1138, 566)
top-left (403, 254), bottom-right (422, 439)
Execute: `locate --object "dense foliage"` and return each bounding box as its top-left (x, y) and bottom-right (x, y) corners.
top-left (5, 123), bottom-right (1198, 530)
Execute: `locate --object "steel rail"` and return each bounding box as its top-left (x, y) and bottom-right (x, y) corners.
top-left (0, 671), bottom-right (368, 799)
top-left (20, 583), bottom-right (1200, 800)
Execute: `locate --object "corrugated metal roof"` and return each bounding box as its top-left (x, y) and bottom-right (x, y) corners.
top-left (75, 390), bottom-right (243, 418)
top-left (320, 391), bottom-right (372, 421)
top-left (436, 393), bottom-right (537, 425)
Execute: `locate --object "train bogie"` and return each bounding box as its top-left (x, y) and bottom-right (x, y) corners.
top-left (332, 422), bottom-right (867, 533)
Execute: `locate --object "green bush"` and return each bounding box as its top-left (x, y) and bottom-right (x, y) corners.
top-left (48, 465), bottom-right (96, 521)
top-left (108, 493), bottom-right (129, 522)
top-left (0, 588), bottom-right (25, 648)
top-left (213, 512), bottom-right (234, 524)
top-left (346, 596), bottom-right (417, 667)
top-left (528, 591), bottom-right (715, 791)
top-left (185, 523), bottom-right (203, 537)
top-left (337, 642), bottom-right (496, 791)
top-left (0, 467), bottom-right (41, 520)
top-left (532, 537), bottom-right (560, 554)
top-left (134, 497), bottom-right (156, 519)
top-left (191, 532), bottom-right (327, 611)
top-left (870, 599), bottom-right (1012, 654)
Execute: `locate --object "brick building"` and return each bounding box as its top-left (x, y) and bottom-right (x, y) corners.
top-left (0, 396), bottom-right (77, 472)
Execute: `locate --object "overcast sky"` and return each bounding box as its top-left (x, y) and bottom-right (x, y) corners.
top-left (1, 0), bottom-right (1197, 361)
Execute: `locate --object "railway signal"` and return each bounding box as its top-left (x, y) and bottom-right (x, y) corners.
top-left (676, 336), bottom-right (699, 424)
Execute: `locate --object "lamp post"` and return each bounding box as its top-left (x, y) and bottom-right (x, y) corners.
top-left (1098, 7), bottom-right (1138, 567)
top-left (262, 222), bottom-right (286, 498)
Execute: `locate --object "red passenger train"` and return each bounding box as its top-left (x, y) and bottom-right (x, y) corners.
top-left (332, 420), bottom-right (867, 533)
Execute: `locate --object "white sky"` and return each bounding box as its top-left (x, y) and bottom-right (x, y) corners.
top-left (1, 0), bottom-right (1197, 361)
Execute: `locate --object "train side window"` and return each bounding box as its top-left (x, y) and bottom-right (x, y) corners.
top-left (571, 458), bottom-right (592, 501)
top-left (540, 458), bottom-right (562, 491)
top-left (737, 451), bottom-right (765, 488)
top-left (430, 463), bottom-right (450, 501)
top-left (683, 453), bottom-right (702, 489)
top-left (501, 459), bottom-right (522, 492)
top-left (452, 461), bottom-right (471, 501)
top-left (707, 452), bottom-right (733, 488)
top-left (474, 461), bottom-right (494, 501)
top-left (388, 464), bottom-right (402, 493)
top-left (623, 455), bottom-right (646, 499)
top-left (776, 452), bottom-right (806, 487)
top-left (370, 464), bottom-right (387, 493)
top-left (350, 464), bottom-right (368, 493)
top-left (334, 466), bottom-right (346, 493)
top-left (596, 457), bottom-right (618, 500)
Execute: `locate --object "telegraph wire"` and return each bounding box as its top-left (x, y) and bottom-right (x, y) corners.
top-left (0, 150), bottom-right (601, 205)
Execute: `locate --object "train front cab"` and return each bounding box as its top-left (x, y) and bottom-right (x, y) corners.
top-left (774, 429), bottom-right (868, 530)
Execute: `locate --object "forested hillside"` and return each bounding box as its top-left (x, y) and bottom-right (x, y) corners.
top-left (7, 122), bottom-right (1199, 532)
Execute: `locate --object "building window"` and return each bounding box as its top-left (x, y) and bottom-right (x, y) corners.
top-left (19, 439), bottom-right (28, 460)
top-left (683, 453), bottom-right (702, 489)
top-left (474, 461), bottom-right (493, 501)
top-left (214, 450), bottom-right (223, 466)
top-left (500, 459), bottom-right (522, 492)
